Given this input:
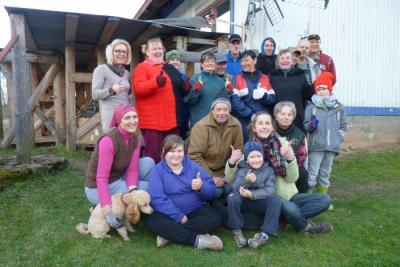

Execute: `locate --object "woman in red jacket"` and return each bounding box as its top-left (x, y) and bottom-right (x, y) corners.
top-left (132, 38), bottom-right (185, 163)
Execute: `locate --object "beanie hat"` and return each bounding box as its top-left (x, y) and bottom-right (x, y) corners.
top-left (314, 72), bottom-right (334, 93)
top-left (244, 141), bottom-right (264, 160)
top-left (211, 98), bottom-right (231, 111)
top-left (165, 50), bottom-right (180, 63)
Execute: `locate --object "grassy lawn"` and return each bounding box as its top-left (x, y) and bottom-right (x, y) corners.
top-left (1, 148), bottom-right (399, 266)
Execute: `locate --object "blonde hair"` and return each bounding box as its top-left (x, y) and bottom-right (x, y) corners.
top-left (142, 37), bottom-right (165, 55)
top-left (105, 39), bottom-right (132, 65)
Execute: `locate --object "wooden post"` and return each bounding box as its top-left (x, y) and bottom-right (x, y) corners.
top-left (10, 13), bottom-right (33, 163)
top-left (4, 63), bottom-right (14, 126)
top-left (53, 67), bottom-right (65, 144)
top-left (65, 14), bottom-right (79, 151)
top-left (176, 36), bottom-right (187, 75)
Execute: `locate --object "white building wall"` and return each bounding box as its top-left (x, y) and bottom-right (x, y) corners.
top-left (242, 0), bottom-right (400, 109)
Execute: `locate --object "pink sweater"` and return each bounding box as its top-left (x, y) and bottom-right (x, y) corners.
top-left (96, 126), bottom-right (140, 207)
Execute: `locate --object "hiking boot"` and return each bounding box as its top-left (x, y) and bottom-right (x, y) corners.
top-left (232, 230), bottom-right (247, 248)
top-left (305, 221), bottom-right (333, 234)
top-left (195, 234), bottom-right (223, 251)
top-left (247, 232), bottom-right (268, 249)
top-left (156, 235), bottom-right (169, 248)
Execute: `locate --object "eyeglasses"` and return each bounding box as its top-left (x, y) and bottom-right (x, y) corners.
top-left (114, 49), bottom-right (128, 55)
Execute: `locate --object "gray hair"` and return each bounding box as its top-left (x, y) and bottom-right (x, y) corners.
top-left (105, 39), bottom-right (132, 65)
top-left (274, 101), bottom-right (297, 118)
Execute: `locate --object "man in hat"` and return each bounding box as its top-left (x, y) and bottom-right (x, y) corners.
top-left (215, 52), bottom-right (234, 91)
top-left (226, 34), bottom-right (243, 76)
top-left (188, 98), bottom-right (243, 191)
top-left (307, 34), bottom-right (336, 84)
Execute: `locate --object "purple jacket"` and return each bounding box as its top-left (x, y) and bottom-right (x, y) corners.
top-left (148, 156), bottom-right (216, 223)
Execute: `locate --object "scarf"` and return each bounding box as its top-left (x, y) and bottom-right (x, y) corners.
top-left (311, 94), bottom-right (339, 110)
top-left (252, 133), bottom-right (286, 177)
top-left (107, 64), bottom-right (126, 77)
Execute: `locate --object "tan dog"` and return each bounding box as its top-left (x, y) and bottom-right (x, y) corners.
top-left (76, 190), bottom-right (153, 241)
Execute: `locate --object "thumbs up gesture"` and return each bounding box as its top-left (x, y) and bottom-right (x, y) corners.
top-left (193, 75), bottom-right (203, 91)
top-left (191, 172), bottom-right (203, 191)
top-left (156, 70), bottom-right (167, 87)
top-left (280, 140), bottom-right (295, 161)
top-left (245, 169), bottom-right (256, 183)
top-left (228, 145), bottom-right (243, 165)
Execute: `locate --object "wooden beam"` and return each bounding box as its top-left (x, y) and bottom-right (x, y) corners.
top-left (3, 52), bottom-right (63, 64)
top-left (24, 18), bottom-right (38, 51)
top-left (72, 72), bottom-right (92, 83)
top-left (77, 112), bottom-right (100, 139)
top-left (3, 64), bottom-right (14, 126)
top-left (34, 107), bottom-right (55, 132)
top-left (10, 13), bottom-right (33, 163)
top-left (133, 0), bottom-right (152, 19)
top-left (53, 68), bottom-right (65, 144)
top-left (176, 36), bottom-right (187, 74)
top-left (178, 50), bottom-right (202, 63)
top-left (98, 17), bottom-right (120, 44)
top-left (217, 38), bottom-right (228, 53)
top-left (65, 14), bottom-right (79, 43)
top-left (132, 24), bottom-right (163, 46)
top-left (173, 36), bottom-right (217, 46)
top-left (34, 106), bottom-right (58, 141)
top-left (0, 34), bottom-right (19, 64)
top-left (65, 44), bottom-right (77, 151)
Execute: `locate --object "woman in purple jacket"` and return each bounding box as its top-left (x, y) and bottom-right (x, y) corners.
top-left (145, 135), bottom-right (223, 250)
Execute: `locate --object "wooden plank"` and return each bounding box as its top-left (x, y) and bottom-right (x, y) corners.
top-left (0, 34), bottom-right (19, 64)
top-left (65, 14), bottom-right (79, 43)
top-left (10, 13), bottom-right (33, 163)
top-left (131, 24), bottom-right (163, 46)
top-left (53, 68), bottom-right (65, 144)
top-left (217, 38), bottom-right (228, 53)
top-left (72, 72), bottom-right (92, 83)
top-left (77, 112), bottom-right (101, 139)
top-left (3, 64), bottom-right (14, 126)
top-left (1, 63), bottom-right (61, 148)
top-left (24, 18), bottom-right (38, 51)
top-left (176, 36), bottom-right (187, 74)
top-left (34, 107), bottom-right (55, 131)
top-left (173, 36), bottom-right (216, 46)
top-left (133, 0), bottom-right (152, 19)
top-left (98, 17), bottom-right (120, 45)
top-left (65, 44), bottom-right (76, 151)
top-left (34, 106), bottom-right (58, 141)
top-left (4, 52), bottom-right (63, 64)
top-left (96, 45), bottom-right (106, 65)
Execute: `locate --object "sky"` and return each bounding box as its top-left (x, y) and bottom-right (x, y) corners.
top-left (0, 0), bottom-right (145, 47)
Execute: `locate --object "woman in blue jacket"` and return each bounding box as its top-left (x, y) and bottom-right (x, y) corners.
top-left (145, 135), bottom-right (223, 250)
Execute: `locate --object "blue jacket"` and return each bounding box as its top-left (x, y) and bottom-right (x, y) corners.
top-left (226, 51), bottom-right (242, 76)
top-left (148, 156), bottom-right (216, 223)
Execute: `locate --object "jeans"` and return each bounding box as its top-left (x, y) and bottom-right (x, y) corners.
top-left (281, 193), bottom-right (332, 231)
top-left (85, 157), bottom-right (155, 205)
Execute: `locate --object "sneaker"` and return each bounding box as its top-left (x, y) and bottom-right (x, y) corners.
top-left (195, 234), bottom-right (223, 250)
top-left (156, 235), bottom-right (169, 248)
top-left (305, 221), bottom-right (333, 234)
top-left (232, 230), bottom-right (247, 248)
top-left (247, 232), bottom-right (268, 249)
top-left (328, 204), bottom-right (334, 211)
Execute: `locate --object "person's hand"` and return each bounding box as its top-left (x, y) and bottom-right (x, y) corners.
top-left (228, 145), bottom-right (242, 165)
top-left (111, 80), bottom-right (125, 94)
top-left (194, 76), bottom-right (203, 91)
top-left (267, 88), bottom-right (275, 95)
top-left (280, 140), bottom-right (295, 161)
top-left (213, 176), bottom-right (225, 187)
top-left (180, 215), bottom-right (188, 224)
top-left (239, 186), bottom-right (252, 198)
top-left (191, 172), bottom-right (203, 191)
top-left (184, 76), bottom-right (191, 93)
top-left (105, 211), bottom-right (124, 229)
top-left (252, 88), bottom-right (266, 100)
top-left (225, 81), bottom-right (233, 91)
top-left (309, 115), bottom-right (319, 130)
top-left (245, 169), bottom-right (256, 183)
top-left (156, 70), bottom-right (167, 87)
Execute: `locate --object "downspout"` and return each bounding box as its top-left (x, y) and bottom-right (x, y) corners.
top-left (230, 0), bottom-right (234, 34)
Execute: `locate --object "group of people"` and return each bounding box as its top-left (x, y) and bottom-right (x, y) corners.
top-left (84, 32), bottom-right (346, 250)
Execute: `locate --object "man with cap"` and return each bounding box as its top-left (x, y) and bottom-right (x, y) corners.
top-left (226, 34), bottom-right (243, 76)
top-left (215, 52), bottom-right (234, 90)
top-left (188, 98), bottom-right (243, 192)
top-left (307, 34), bottom-right (336, 84)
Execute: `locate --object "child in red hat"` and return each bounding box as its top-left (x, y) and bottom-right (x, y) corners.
top-left (303, 72), bottom-right (347, 210)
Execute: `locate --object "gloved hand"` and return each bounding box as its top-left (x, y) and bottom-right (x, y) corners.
top-left (252, 88), bottom-right (266, 100)
top-left (267, 88), bottom-right (275, 95)
top-left (309, 115), bottom-right (319, 130)
top-left (105, 211), bottom-right (124, 229)
top-left (184, 76), bottom-right (191, 93)
top-left (156, 70), bottom-right (167, 87)
top-left (225, 82), bottom-right (233, 91)
top-left (194, 81), bottom-right (203, 91)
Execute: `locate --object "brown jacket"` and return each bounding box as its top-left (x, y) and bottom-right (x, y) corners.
top-left (85, 128), bottom-right (137, 188)
top-left (188, 112), bottom-right (243, 177)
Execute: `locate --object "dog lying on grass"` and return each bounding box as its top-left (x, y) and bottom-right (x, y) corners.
top-left (76, 190), bottom-right (153, 241)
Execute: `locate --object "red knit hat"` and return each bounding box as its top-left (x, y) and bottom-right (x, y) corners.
top-left (314, 72), bottom-right (334, 93)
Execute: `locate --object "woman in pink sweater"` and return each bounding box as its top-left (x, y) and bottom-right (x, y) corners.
top-left (84, 104), bottom-right (155, 228)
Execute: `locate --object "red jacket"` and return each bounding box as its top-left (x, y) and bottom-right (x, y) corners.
top-left (319, 51), bottom-right (336, 85)
top-left (132, 60), bottom-right (177, 131)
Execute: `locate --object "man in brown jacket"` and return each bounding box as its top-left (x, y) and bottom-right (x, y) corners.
top-left (188, 98), bottom-right (243, 193)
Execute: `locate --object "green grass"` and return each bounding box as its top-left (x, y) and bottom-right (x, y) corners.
top-left (1, 149), bottom-right (400, 266)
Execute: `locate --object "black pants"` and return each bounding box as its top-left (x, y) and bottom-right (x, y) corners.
top-left (145, 205), bottom-right (222, 246)
top-left (227, 192), bottom-right (282, 236)
top-left (296, 165), bottom-right (309, 193)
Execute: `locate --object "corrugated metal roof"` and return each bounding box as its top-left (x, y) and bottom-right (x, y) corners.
top-left (5, 6), bottom-right (226, 70)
